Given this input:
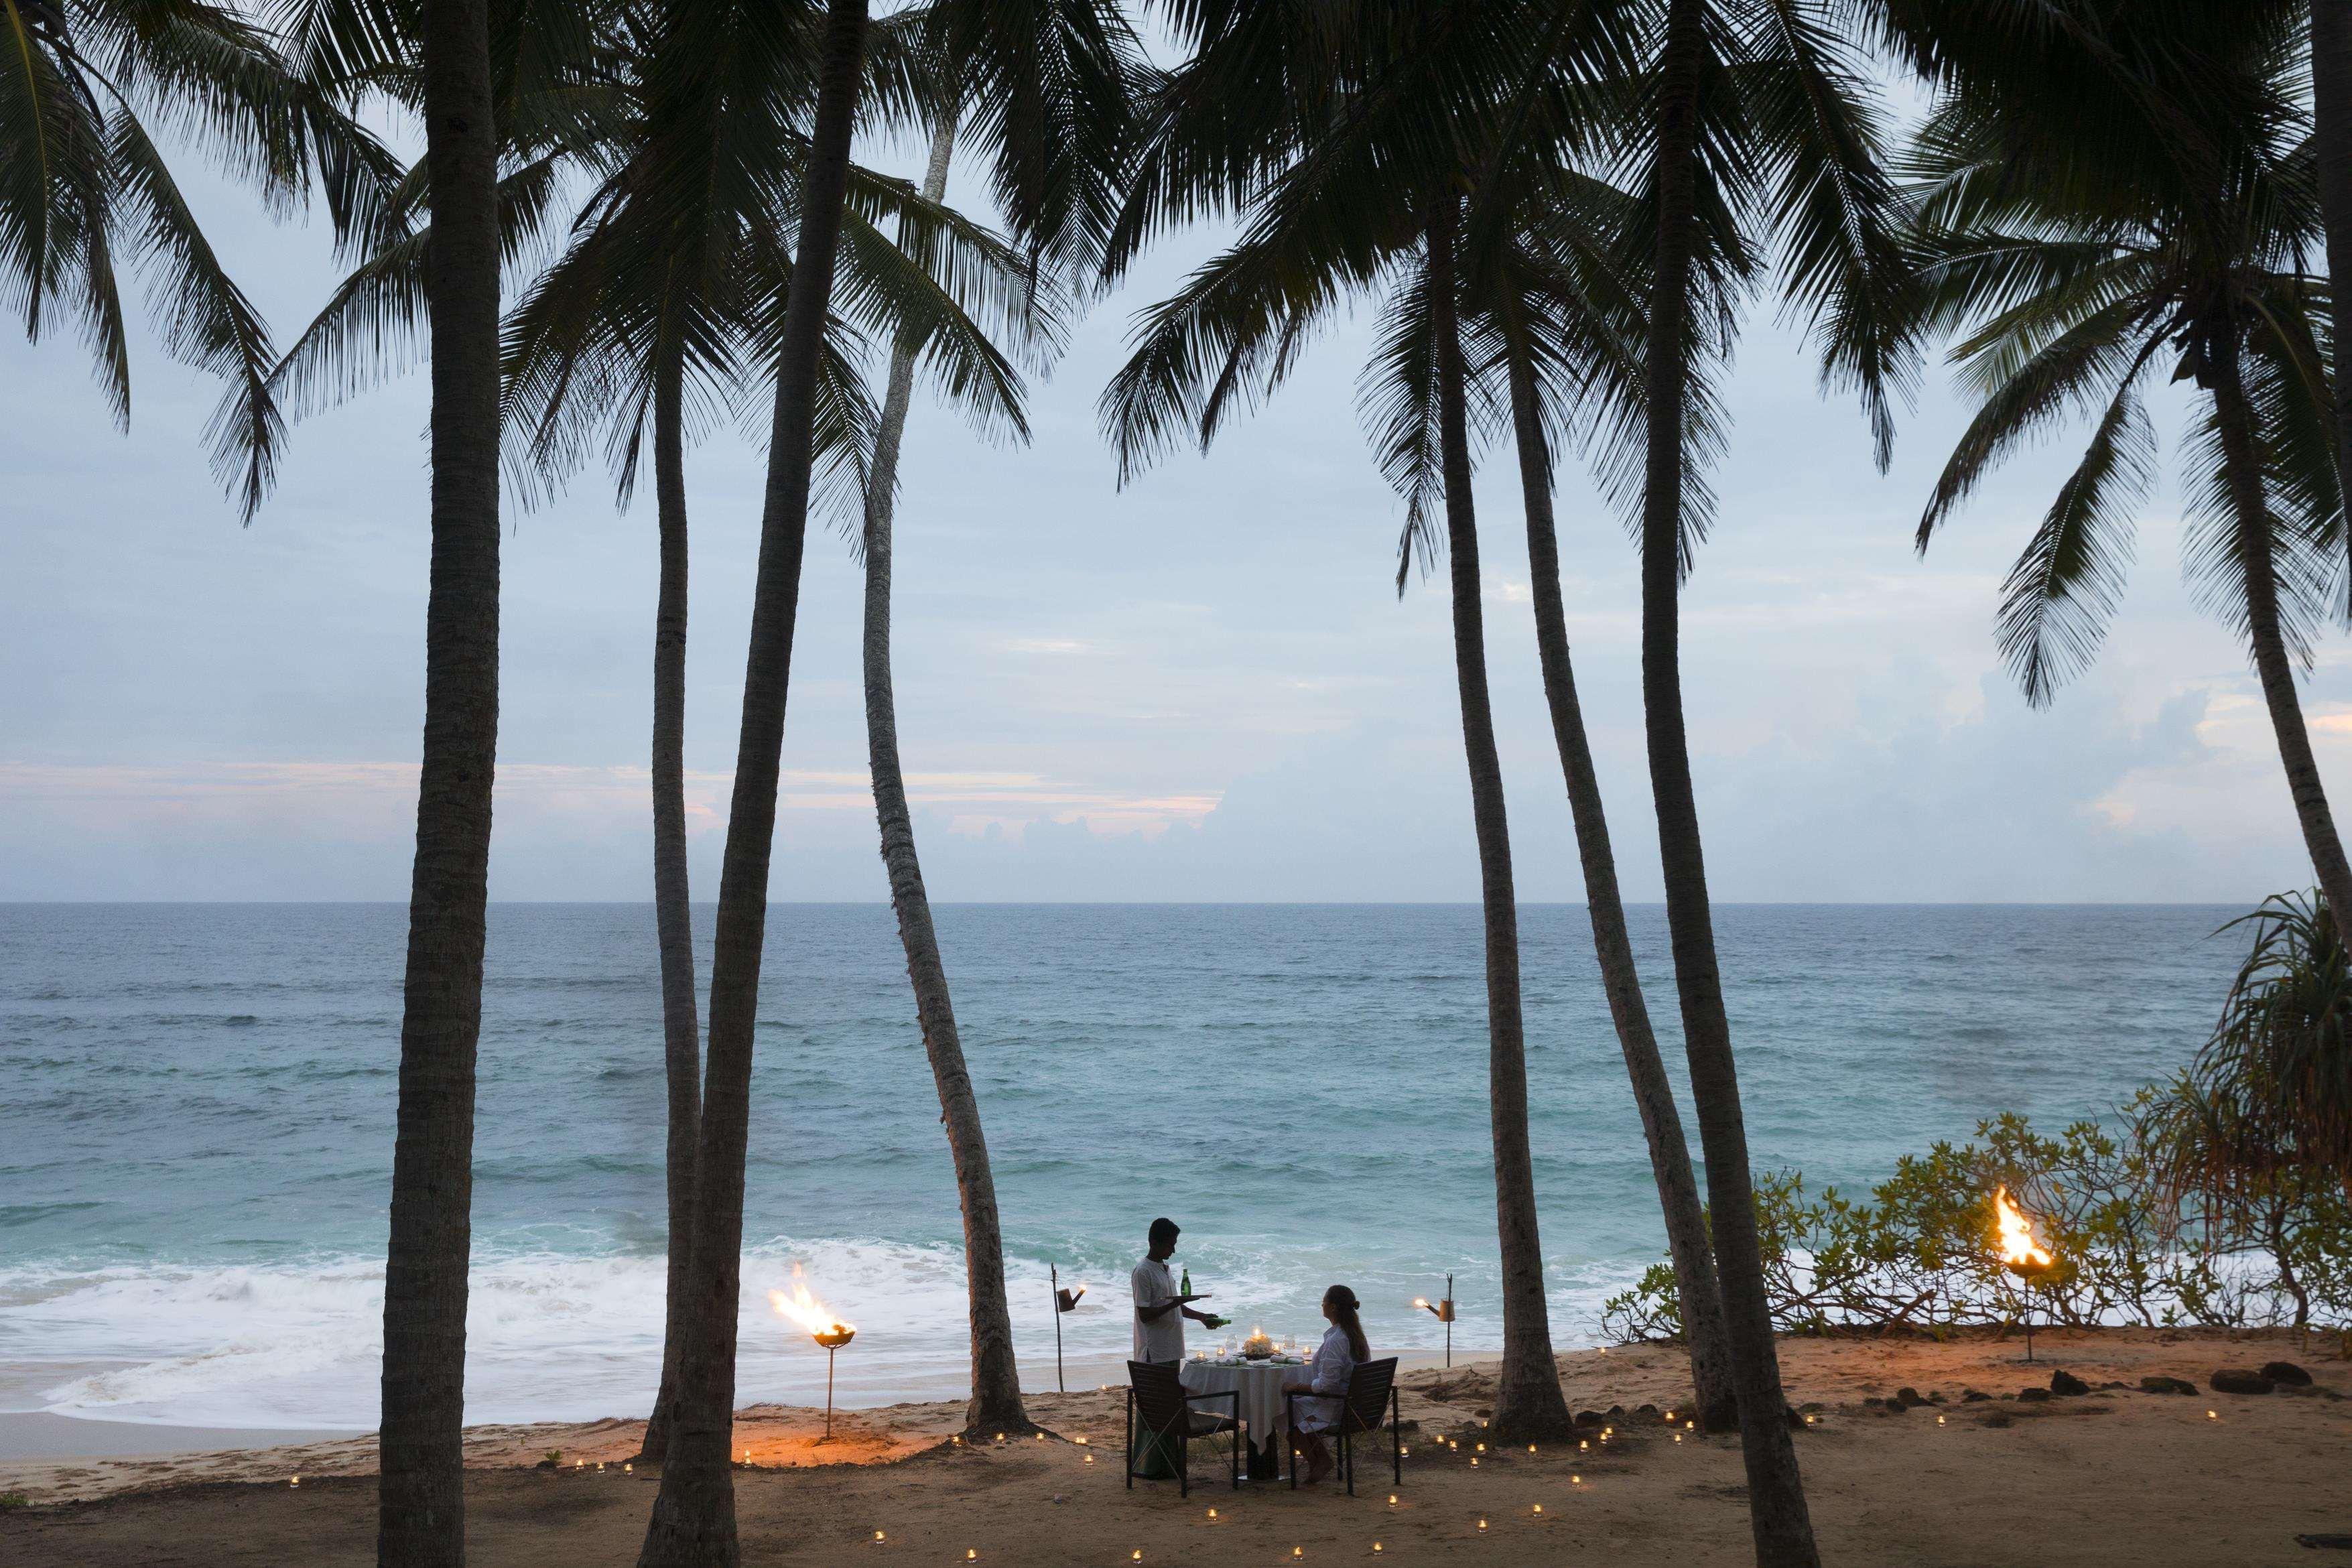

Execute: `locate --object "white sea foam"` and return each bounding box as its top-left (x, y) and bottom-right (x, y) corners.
top-left (0, 1238), bottom-right (1322, 1429)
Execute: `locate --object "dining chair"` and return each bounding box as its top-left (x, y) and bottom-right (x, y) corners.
top-left (1122, 1360), bottom-right (1240, 1498)
top-left (1284, 1356), bottom-right (1401, 1496)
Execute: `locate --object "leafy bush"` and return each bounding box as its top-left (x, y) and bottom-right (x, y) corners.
top-left (1599, 1106), bottom-right (2351, 1342)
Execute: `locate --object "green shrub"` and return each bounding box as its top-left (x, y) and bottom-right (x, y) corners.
top-left (1599, 1104), bottom-right (2351, 1342)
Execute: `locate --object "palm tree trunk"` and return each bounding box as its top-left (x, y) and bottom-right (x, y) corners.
top-left (1427, 199), bottom-right (1572, 1441)
top-left (1500, 322), bottom-right (1736, 1433)
top-left (638, 346), bottom-right (700, 1468)
top-left (861, 111), bottom-right (1030, 1437)
top-left (636, 3), bottom-right (869, 1563)
top-left (1641, 0), bottom-right (1819, 1560)
top-left (2311, 0), bottom-right (2352, 521)
top-left (2209, 327), bottom-right (2352, 929)
top-left (378, 1), bottom-right (499, 1563)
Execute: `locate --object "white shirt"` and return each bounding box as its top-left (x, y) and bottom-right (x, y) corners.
top-left (1293, 1323), bottom-right (1359, 1433)
top-left (1130, 1256), bottom-right (1185, 1363)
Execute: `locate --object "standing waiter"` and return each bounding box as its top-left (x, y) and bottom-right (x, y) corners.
top-left (1130, 1216), bottom-right (1222, 1363)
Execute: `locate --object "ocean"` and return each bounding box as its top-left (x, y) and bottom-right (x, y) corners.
top-left (0, 902), bottom-right (2245, 1431)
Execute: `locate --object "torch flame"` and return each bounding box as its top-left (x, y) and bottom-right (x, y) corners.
top-left (1992, 1187), bottom-right (2053, 1268)
top-left (769, 1266), bottom-right (854, 1338)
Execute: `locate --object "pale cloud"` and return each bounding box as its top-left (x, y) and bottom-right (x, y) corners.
top-left (0, 136), bottom-right (2337, 904)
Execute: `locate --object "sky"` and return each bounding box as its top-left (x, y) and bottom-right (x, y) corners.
top-left (0, 106), bottom-right (2341, 905)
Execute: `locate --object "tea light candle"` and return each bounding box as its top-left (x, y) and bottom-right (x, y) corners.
top-left (1571, 1474), bottom-right (1581, 1486)
top-left (1477, 1518), bottom-right (1488, 1532)
top-left (289, 1476), bottom-right (301, 1488)
top-left (874, 1530), bottom-right (885, 1543)
top-left (1532, 1503), bottom-right (1544, 1516)
top-left (1387, 1494), bottom-right (1398, 1506)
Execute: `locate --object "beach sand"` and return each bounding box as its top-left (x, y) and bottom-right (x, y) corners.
top-left (3, 1328), bottom-right (2347, 1565)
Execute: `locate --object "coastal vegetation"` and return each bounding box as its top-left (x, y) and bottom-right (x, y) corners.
top-left (10, 3), bottom-right (2352, 1568)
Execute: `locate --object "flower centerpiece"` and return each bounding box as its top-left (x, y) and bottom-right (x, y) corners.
top-left (1242, 1328), bottom-right (1275, 1360)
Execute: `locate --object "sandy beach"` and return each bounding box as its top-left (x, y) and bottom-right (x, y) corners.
top-left (4, 1328), bottom-right (2346, 1565)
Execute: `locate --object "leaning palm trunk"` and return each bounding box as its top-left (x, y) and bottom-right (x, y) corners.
top-left (1640, 0), bottom-right (1818, 1561)
top-left (2313, 1), bottom-right (2352, 520)
top-left (637, 3), bottom-right (870, 1563)
top-left (860, 111), bottom-right (1030, 1437)
top-left (1428, 202), bottom-right (1572, 1441)
top-left (378, 0), bottom-right (502, 1562)
top-left (1500, 325), bottom-right (1736, 1433)
top-left (2207, 328), bottom-right (2352, 929)
top-left (639, 346), bottom-right (701, 1467)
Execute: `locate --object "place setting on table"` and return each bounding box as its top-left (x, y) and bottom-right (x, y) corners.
top-left (1180, 1327), bottom-right (1315, 1481)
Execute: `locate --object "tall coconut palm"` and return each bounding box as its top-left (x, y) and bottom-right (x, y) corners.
top-left (633, 0), bottom-right (1139, 1555)
top-left (1894, 6), bottom-right (2352, 931)
top-left (502, 80), bottom-right (1049, 1457)
top-left (857, 107), bottom-right (1059, 1437)
top-left (1608, 0), bottom-right (1920, 1557)
top-left (1102, 0), bottom-right (1591, 1441)
top-left (0, 0), bottom-right (393, 515)
top-left (1453, 148), bottom-right (1742, 1429)
top-left (852, 0), bottom-right (1142, 1438)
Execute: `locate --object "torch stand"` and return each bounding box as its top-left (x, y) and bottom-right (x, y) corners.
top-left (2005, 1263), bottom-right (2051, 1364)
top-left (815, 1327), bottom-right (855, 1440)
top-left (1051, 1268), bottom-right (1085, 1394)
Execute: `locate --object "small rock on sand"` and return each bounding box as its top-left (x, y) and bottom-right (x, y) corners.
top-left (2210, 1368), bottom-right (2276, 1396)
top-left (2139, 1376), bottom-right (2197, 1396)
top-left (2260, 1361), bottom-right (2312, 1387)
top-left (2050, 1370), bottom-right (2090, 1396)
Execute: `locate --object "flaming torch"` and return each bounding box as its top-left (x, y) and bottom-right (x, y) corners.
top-left (1991, 1187), bottom-right (2056, 1363)
top-left (1413, 1275), bottom-right (1458, 1368)
top-left (771, 1272), bottom-right (856, 1440)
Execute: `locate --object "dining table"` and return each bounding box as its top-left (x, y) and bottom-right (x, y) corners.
top-left (1179, 1354), bottom-right (1304, 1481)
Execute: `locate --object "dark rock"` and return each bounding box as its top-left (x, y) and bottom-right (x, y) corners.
top-left (1927, 1390), bottom-right (1947, 1404)
top-left (2294, 1534), bottom-right (2352, 1551)
top-left (1574, 1411), bottom-right (1606, 1428)
top-left (1862, 1396), bottom-right (1884, 1408)
top-left (2261, 1360), bottom-right (2313, 1386)
top-left (1981, 1413), bottom-right (2014, 1429)
top-left (2211, 1368), bottom-right (2276, 1396)
top-left (1798, 1402), bottom-right (1825, 1413)
top-left (1607, 1404), bottom-right (1626, 1418)
top-left (1894, 1386), bottom-right (1925, 1407)
top-left (2050, 1370), bottom-right (2090, 1396)
top-left (1961, 1390), bottom-right (1991, 1402)
top-left (2017, 1387), bottom-right (2052, 1402)
top-left (2138, 1375), bottom-right (2197, 1396)
top-left (1635, 1404), bottom-right (1660, 1419)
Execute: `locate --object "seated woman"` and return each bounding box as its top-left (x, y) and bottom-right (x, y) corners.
top-left (1283, 1285), bottom-right (1368, 1485)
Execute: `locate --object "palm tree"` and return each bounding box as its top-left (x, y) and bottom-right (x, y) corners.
top-left (1614, 0), bottom-right (1918, 1556)
top-left (856, 104), bottom-right (1065, 1437)
top-left (2310, 1), bottom-right (2352, 515)
top-left (1456, 151), bottom-right (1741, 1429)
top-left (634, 0), bottom-right (1138, 1555)
top-left (0, 0), bottom-right (392, 515)
top-left (1102, 0), bottom-right (1584, 1441)
top-left (501, 59), bottom-right (1049, 1455)
top-left (1896, 5), bottom-right (2352, 933)
top-left (381, 0), bottom-right (505, 1558)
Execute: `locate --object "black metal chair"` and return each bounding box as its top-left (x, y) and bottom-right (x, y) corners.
top-left (1285, 1357), bottom-right (1400, 1496)
top-left (1123, 1360), bottom-right (1240, 1498)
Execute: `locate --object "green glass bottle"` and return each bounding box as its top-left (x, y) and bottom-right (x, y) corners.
top-left (1180, 1266), bottom-right (1192, 1296)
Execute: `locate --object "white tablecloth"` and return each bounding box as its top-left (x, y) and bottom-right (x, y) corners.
top-left (1179, 1359), bottom-right (1302, 1449)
